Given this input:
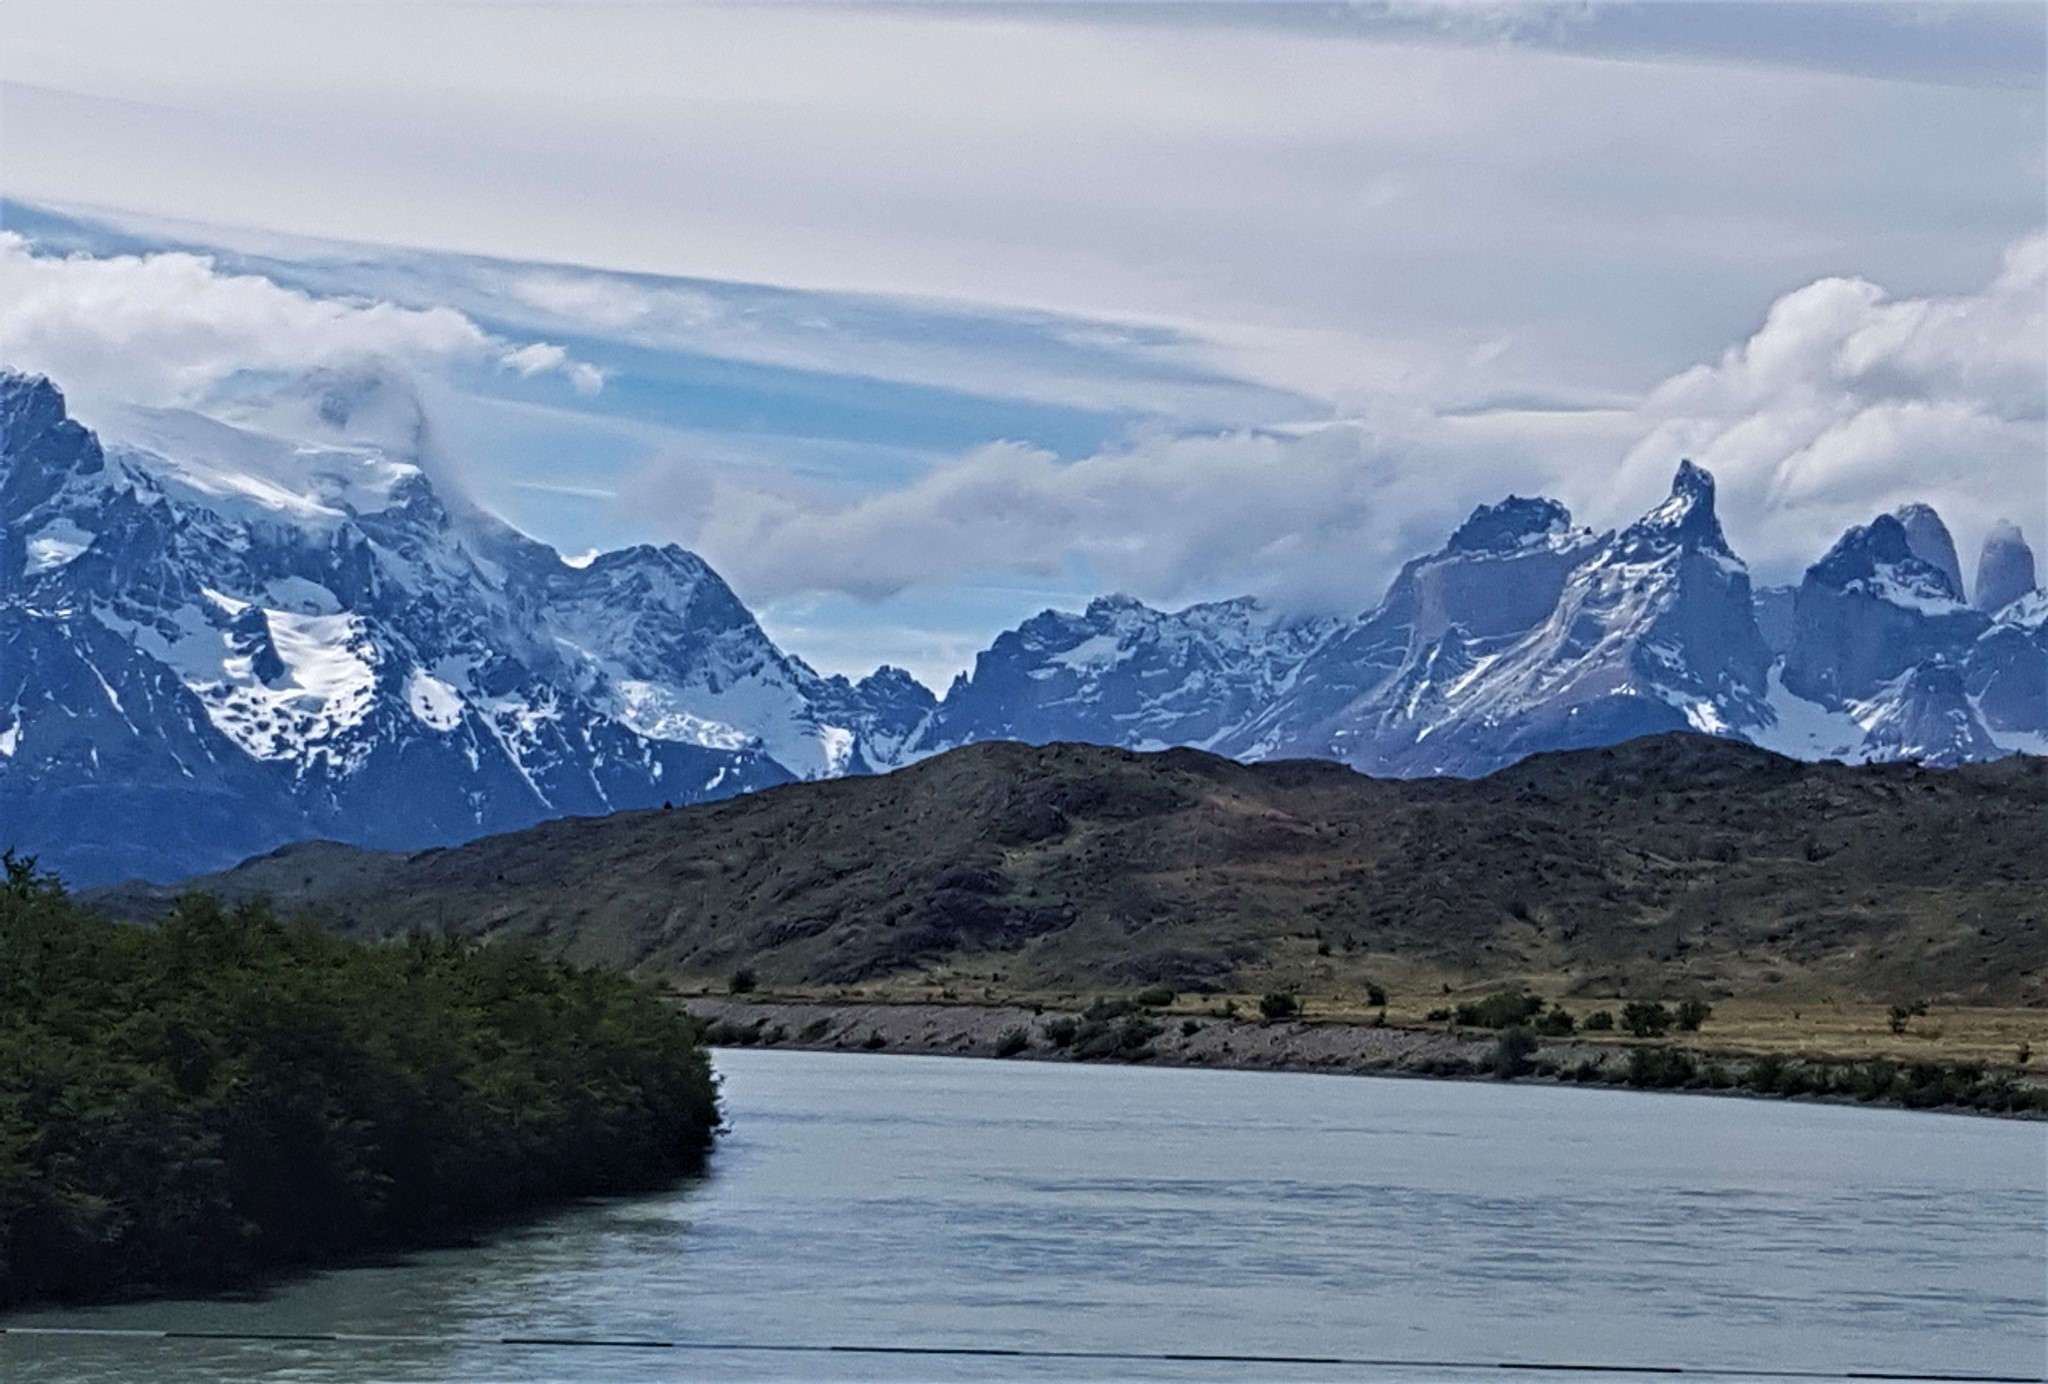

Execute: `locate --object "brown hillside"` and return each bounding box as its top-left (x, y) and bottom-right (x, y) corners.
top-left (92, 734), bottom-right (2048, 1007)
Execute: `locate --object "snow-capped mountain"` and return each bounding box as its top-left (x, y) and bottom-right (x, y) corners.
top-left (4, 367), bottom-right (2040, 886)
top-left (904, 594), bottom-right (1338, 756)
top-left (912, 465), bottom-right (2042, 776)
top-left (0, 371), bottom-right (930, 884)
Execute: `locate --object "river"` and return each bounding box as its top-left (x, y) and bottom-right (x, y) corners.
top-left (4, 1049), bottom-right (2043, 1382)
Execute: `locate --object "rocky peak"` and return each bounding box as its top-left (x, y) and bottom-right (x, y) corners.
top-left (1973, 520), bottom-right (2037, 614)
top-left (0, 373), bottom-right (105, 517)
top-left (1444, 495), bottom-right (1574, 554)
top-left (1891, 503), bottom-right (1965, 601)
top-left (1615, 459), bottom-right (1731, 561)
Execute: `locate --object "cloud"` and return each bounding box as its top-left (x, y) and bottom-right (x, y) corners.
top-left (624, 416), bottom-right (1528, 617)
top-left (0, 233), bottom-right (603, 414)
top-left (1614, 231), bottom-right (2046, 580)
top-left (627, 231), bottom-right (2045, 611)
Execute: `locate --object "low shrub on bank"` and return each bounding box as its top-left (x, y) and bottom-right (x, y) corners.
top-left (0, 857), bottom-right (720, 1310)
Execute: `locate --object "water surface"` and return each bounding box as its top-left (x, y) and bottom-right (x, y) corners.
top-left (6, 1050), bottom-right (2043, 1381)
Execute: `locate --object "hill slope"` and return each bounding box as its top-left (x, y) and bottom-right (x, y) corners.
top-left (94, 734), bottom-right (2048, 1008)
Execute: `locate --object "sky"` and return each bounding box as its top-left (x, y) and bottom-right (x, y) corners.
top-left (1, 1), bottom-right (2043, 687)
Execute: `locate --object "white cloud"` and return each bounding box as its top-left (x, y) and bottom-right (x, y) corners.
top-left (1613, 231), bottom-right (2047, 581)
top-left (498, 340), bottom-right (568, 376)
top-left (0, 234), bottom-right (603, 415)
top-left (627, 231), bottom-right (2045, 613)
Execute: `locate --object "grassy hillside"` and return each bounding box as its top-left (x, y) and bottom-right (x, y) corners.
top-left (90, 734), bottom-right (2048, 1013)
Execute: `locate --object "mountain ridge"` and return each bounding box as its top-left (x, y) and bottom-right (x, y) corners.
top-left (3, 368), bottom-right (2043, 885)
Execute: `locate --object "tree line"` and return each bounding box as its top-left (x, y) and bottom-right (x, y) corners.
top-left (0, 855), bottom-right (720, 1308)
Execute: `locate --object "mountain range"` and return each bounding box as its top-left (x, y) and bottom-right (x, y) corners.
top-left (2, 369), bottom-right (2041, 885)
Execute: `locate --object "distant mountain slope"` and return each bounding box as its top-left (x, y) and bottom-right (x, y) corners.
top-left (93, 734), bottom-right (2048, 1008)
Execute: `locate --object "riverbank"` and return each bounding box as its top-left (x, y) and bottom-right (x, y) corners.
top-left (680, 996), bottom-right (2048, 1115)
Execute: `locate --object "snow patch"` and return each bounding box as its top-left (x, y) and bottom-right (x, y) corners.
top-left (405, 669), bottom-right (465, 732)
top-left (818, 724), bottom-right (855, 776)
top-left (1750, 666), bottom-right (1871, 762)
top-left (24, 517), bottom-right (93, 574)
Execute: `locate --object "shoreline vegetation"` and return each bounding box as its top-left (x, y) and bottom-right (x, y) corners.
top-left (683, 994), bottom-right (2048, 1118)
top-left (0, 863), bottom-right (720, 1312)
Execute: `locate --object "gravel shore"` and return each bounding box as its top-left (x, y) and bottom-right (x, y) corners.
top-left (679, 996), bottom-right (1595, 1078)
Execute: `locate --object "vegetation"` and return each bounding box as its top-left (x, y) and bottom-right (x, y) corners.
top-left (1037, 999), bottom-right (1160, 1061)
top-left (0, 857), bottom-right (720, 1310)
top-left (1258, 990), bottom-right (1301, 1020)
top-left (1491, 1027), bottom-right (1538, 1079)
top-left (1621, 1001), bottom-right (1673, 1038)
top-left (994, 1026), bottom-right (1031, 1057)
top-left (1453, 992), bottom-right (1546, 1029)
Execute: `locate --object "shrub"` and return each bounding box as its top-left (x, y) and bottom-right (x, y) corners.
top-left (1258, 991), bottom-right (1300, 1021)
top-left (1620, 1001), bottom-right (1672, 1038)
top-left (994, 1027), bottom-right (1031, 1058)
top-left (1067, 1014), bottom-right (1161, 1062)
top-left (1534, 1007), bottom-right (1576, 1037)
top-left (1365, 982), bottom-right (1388, 1009)
top-left (1133, 986), bottom-right (1177, 1010)
top-left (1491, 1026), bottom-right (1539, 1079)
top-left (1583, 1010), bottom-right (1615, 1032)
top-left (1673, 999), bottom-right (1712, 1032)
top-left (1453, 992), bottom-right (1546, 1030)
top-left (1084, 997), bottom-right (1139, 1022)
top-left (1043, 1017), bottom-right (1081, 1048)
top-left (1625, 1046), bottom-right (1697, 1089)
top-left (728, 967), bottom-right (758, 995)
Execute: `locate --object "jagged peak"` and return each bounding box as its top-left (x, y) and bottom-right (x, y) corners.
top-left (0, 369), bottom-right (103, 485)
top-left (1806, 513), bottom-right (1966, 609)
top-left (1444, 495), bottom-right (1573, 554)
top-left (1615, 460), bottom-right (1734, 560)
top-left (1084, 593), bottom-right (1149, 618)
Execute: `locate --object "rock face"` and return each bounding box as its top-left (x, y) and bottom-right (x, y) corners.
top-left (1781, 514), bottom-right (1989, 708)
top-left (0, 372), bottom-right (930, 884)
top-left (1892, 503), bottom-right (1966, 601)
top-left (4, 366), bottom-right (2043, 886)
top-left (1974, 519), bottom-right (2038, 615)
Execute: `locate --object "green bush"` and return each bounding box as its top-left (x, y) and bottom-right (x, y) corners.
top-left (1620, 1001), bottom-right (1672, 1038)
top-left (1582, 1010), bottom-right (1615, 1032)
top-left (1625, 1046), bottom-right (1697, 1089)
top-left (1043, 1017), bottom-right (1081, 1048)
top-left (0, 859), bottom-right (717, 1310)
top-left (1365, 982), bottom-right (1388, 1009)
top-left (1674, 999), bottom-right (1713, 1032)
top-left (1258, 991), bottom-right (1300, 1021)
top-left (1453, 992), bottom-right (1547, 1029)
top-left (1491, 1027), bottom-right (1539, 1079)
top-left (1132, 986), bottom-right (1177, 1010)
top-left (994, 1027), bottom-right (1031, 1058)
top-left (728, 966), bottom-right (758, 995)
top-left (1534, 1007), bottom-right (1576, 1036)
top-left (1067, 1014), bottom-right (1161, 1062)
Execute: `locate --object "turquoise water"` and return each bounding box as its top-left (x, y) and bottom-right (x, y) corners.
top-left (6, 1049), bottom-right (2044, 1382)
